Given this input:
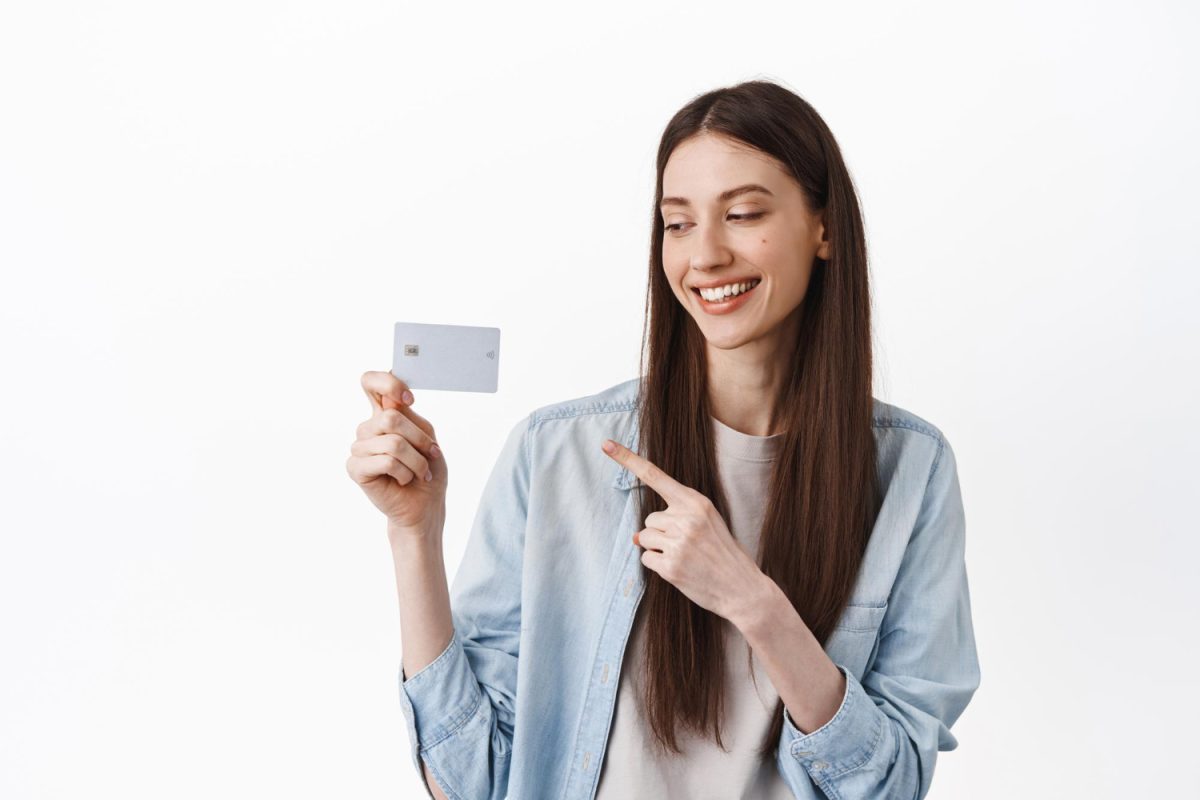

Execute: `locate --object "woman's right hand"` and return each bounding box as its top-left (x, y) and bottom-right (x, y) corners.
top-left (346, 370), bottom-right (447, 534)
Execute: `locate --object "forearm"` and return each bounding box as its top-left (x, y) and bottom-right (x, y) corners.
top-left (390, 513), bottom-right (454, 689)
top-left (390, 515), bottom-right (455, 800)
top-left (735, 577), bottom-right (846, 734)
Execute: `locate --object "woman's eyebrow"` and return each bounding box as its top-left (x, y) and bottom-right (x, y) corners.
top-left (659, 183), bottom-right (774, 209)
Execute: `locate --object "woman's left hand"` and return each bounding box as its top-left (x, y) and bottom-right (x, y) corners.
top-left (601, 438), bottom-right (770, 625)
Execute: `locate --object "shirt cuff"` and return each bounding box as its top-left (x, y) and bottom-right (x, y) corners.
top-left (781, 663), bottom-right (885, 778)
top-left (398, 628), bottom-right (484, 753)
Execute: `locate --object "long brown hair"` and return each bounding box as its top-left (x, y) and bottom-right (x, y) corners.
top-left (634, 79), bottom-right (881, 762)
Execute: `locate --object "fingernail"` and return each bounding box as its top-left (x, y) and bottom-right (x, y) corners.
top-left (430, 443), bottom-right (442, 459)
top-left (602, 439), bottom-right (617, 454)
top-left (424, 469), bottom-right (433, 482)
top-left (402, 391), bottom-right (414, 405)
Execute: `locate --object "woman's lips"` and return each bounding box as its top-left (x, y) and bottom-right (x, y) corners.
top-left (692, 281), bottom-right (760, 315)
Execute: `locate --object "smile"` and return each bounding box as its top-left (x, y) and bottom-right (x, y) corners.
top-left (692, 279), bottom-right (761, 315)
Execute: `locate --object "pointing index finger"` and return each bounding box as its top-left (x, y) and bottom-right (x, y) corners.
top-left (601, 439), bottom-right (688, 504)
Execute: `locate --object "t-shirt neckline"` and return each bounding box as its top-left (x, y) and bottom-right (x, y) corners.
top-left (709, 414), bottom-right (784, 463)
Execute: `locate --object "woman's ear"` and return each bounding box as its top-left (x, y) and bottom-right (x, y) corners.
top-left (815, 211), bottom-right (831, 261)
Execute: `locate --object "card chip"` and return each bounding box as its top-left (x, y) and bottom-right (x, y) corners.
top-left (404, 344), bottom-right (419, 356)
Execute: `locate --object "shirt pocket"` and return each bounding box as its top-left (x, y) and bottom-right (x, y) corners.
top-left (824, 601), bottom-right (888, 680)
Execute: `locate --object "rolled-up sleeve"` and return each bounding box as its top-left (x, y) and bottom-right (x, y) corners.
top-left (397, 414), bottom-right (532, 800)
top-left (777, 435), bottom-right (982, 799)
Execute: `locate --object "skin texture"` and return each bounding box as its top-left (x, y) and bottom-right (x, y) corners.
top-left (659, 131), bottom-right (831, 437)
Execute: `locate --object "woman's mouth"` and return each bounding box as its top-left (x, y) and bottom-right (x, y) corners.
top-left (692, 279), bottom-right (761, 315)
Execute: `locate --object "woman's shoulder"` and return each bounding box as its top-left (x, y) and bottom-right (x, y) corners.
top-left (870, 396), bottom-right (960, 489)
top-left (527, 376), bottom-right (641, 425)
top-left (510, 378), bottom-right (642, 494)
top-left (871, 396), bottom-right (949, 444)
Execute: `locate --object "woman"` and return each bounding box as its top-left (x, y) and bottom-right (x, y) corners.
top-left (347, 79), bottom-right (981, 800)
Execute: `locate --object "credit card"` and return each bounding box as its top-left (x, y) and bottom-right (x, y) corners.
top-left (391, 321), bottom-right (501, 393)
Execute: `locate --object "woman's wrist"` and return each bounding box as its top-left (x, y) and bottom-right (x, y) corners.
top-left (387, 509), bottom-right (445, 547)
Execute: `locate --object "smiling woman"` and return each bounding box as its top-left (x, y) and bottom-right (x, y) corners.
top-left (657, 127), bottom-right (833, 362)
top-left (376, 78), bottom-right (980, 800)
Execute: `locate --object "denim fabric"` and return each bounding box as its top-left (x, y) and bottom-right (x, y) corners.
top-left (398, 376), bottom-right (981, 799)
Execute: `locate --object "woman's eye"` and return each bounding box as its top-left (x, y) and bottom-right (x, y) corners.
top-left (666, 212), bottom-right (764, 232)
top-left (728, 212), bottom-right (765, 222)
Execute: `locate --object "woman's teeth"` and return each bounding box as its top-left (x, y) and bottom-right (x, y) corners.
top-left (698, 278), bottom-right (760, 302)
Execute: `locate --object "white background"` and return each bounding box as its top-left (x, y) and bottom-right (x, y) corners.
top-left (2, 1), bottom-right (1196, 797)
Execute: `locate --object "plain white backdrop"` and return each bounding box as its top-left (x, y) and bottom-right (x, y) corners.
top-left (2, 1), bottom-right (1196, 797)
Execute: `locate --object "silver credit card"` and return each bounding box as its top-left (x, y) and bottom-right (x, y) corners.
top-left (391, 321), bottom-right (501, 393)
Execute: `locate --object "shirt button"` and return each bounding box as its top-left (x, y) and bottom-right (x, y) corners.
top-left (812, 760), bottom-right (829, 770)
top-left (796, 750), bottom-right (813, 756)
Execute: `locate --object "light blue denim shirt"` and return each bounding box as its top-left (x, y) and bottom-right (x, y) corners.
top-left (398, 376), bottom-right (980, 800)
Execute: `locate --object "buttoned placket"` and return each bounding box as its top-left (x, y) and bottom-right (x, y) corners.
top-left (561, 431), bottom-right (646, 800)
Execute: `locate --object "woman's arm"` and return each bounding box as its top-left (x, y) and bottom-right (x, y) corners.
top-left (772, 435), bottom-right (982, 799)
top-left (392, 520), bottom-right (454, 694)
top-left (396, 414), bottom-right (532, 800)
top-left (390, 522), bottom-right (454, 800)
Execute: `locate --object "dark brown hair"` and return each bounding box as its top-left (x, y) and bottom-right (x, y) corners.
top-left (634, 79), bottom-right (881, 761)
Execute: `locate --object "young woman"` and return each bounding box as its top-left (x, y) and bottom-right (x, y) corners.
top-left (348, 80), bottom-right (981, 800)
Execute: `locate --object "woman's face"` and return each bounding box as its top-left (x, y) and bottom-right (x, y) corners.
top-left (660, 132), bottom-right (830, 350)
